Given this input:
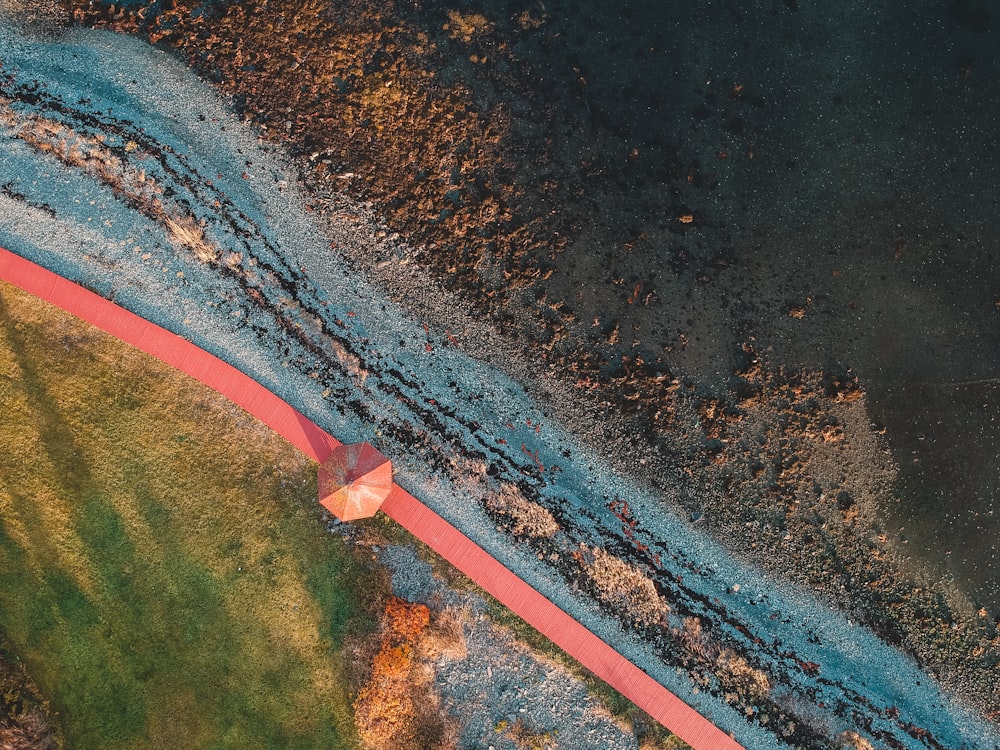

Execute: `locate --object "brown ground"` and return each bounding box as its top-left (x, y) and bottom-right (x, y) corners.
top-left (0, 639), bottom-right (60, 750)
top-left (38, 0), bottom-right (1000, 728)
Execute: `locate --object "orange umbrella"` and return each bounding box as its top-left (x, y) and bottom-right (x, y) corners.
top-left (318, 442), bottom-right (393, 521)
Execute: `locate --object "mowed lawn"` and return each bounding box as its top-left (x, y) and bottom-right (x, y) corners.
top-left (0, 280), bottom-right (376, 749)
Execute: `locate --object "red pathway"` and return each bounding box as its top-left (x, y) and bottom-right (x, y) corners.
top-left (0, 246), bottom-right (743, 750)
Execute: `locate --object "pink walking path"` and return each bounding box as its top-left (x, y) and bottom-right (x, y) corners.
top-left (0, 246), bottom-right (743, 750)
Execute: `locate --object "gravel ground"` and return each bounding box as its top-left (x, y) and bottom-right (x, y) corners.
top-left (377, 542), bottom-right (643, 750)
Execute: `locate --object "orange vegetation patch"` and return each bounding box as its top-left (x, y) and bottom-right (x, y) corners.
top-left (353, 596), bottom-right (444, 750)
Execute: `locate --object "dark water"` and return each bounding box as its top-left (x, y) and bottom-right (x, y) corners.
top-left (501, 0), bottom-right (1000, 609)
top-left (63, 0), bottom-right (1000, 611)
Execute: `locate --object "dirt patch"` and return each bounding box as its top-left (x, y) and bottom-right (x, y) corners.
top-left (0, 640), bottom-right (61, 750)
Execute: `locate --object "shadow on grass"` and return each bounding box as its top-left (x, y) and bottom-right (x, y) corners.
top-left (0, 283), bottom-right (378, 749)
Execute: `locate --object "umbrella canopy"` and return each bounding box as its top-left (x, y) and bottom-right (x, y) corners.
top-left (318, 442), bottom-right (393, 521)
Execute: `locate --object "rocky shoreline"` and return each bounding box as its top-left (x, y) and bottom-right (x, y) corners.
top-left (3, 3), bottom-right (999, 747)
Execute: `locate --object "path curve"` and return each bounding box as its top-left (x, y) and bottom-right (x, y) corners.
top-left (0, 245), bottom-right (742, 750)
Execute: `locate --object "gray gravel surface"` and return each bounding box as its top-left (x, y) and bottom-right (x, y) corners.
top-left (379, 542), bottom-right (641, 750)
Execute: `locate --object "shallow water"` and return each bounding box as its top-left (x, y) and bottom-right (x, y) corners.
top-left (507, 0), bottom-right (1000, 611)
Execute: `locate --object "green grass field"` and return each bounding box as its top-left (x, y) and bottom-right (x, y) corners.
top-left (0, 280), bottom-right (380, 749)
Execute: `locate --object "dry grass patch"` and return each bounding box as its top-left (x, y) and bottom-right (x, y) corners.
top-left (165, 216), bottom-right (219, 263)
top-left (581, 544), bottom-right (666, 627)
top-left (716, 649), bottom-right (771, 702)
top-left (485, 483), bottom-right (559, 540)
top-left (0, 102), bottom-right (223, 267)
